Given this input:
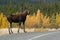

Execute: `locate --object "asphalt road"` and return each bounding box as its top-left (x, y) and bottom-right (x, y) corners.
top-left (0, 30), bottom-right (60, 40)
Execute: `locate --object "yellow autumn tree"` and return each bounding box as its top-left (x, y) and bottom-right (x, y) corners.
top-left (56, 13), bottom-right (60, 26)
top-left (1, 15), bottom-right (9, 28)
top-left (0, 13), bottom-right (3, 28)
top-left (42, 16), bottom-right (50, 27)
top-left (25, 9), bottom-right (43, 28)
top-left (0, 13), bottom-right (9, 28)
top-left (25, 13), bottom-right (36, 28)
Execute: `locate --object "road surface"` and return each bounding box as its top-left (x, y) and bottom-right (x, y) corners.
top-left (0, 30), bottom-right (60, 40)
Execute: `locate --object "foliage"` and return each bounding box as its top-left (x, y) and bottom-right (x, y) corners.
top-left (0, 13), bottom-right (9, 28)
top-left (0, 0), bottom-right (60, 16)
top-left (0, 9), bottom-right (60, 29)
top-left (56, 13), bottom-right (60, 26)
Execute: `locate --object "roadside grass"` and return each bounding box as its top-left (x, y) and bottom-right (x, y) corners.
top-left (0, 27), bottom-right (59, 36)
top-left (34, 27), bottom-right (57, 32)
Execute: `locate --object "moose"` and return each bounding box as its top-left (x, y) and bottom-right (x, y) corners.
top-left (7, 8), bottom-right (30, 34)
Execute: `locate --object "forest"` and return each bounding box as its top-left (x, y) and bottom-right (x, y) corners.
top-left (0, 0), bottom-right (60, 17)
top-left (0, 0), bottom-right (60, 28)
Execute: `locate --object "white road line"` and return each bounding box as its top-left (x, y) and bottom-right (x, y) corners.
top-left (29, 31), bottom-right (58, 40)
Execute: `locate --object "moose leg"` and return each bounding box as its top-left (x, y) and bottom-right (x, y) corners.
top-left (8, 23), bottom-right (11, 34)
top-left (8, 23), bottom-right (13, 34)
top-left (10, 23), bottom-right (13, 34)
top-left (18, 22), bottom-right (21, 33)
top-left (23, 22), bottom-right (27, 33)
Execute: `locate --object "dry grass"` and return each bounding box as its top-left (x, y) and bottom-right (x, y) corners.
top-left (0, 28), bottom-right (34, 36)
top-left (0, 28), bottom-right (59, 36)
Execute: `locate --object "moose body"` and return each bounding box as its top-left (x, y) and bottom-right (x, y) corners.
top-left (7, 8), bottom-right (30, 34)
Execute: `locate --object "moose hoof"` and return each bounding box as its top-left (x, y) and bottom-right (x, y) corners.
top-left (24, 31), bottom-right (27, 33)
top-left (11, 32), bottom-right (13, 34)
top-left (9, 32), bottom-right (13, 34)
top-left (9, 32), bottom-right (11, 34)
top-left (18, 31), bottom-right (19, 33)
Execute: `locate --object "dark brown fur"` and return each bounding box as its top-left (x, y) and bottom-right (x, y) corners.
top-left (7, 8), bottom-right (30, 34)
